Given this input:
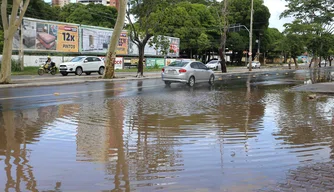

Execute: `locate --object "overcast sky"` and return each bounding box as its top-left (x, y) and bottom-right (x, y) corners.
top-left (263, 0), bottom-right (293, 31)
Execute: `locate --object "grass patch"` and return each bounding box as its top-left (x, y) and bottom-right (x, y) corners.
top-left (12, 66), bottom-right (39, 75)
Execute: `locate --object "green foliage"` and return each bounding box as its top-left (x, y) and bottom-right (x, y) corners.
top-left (25, 0), bottom-right (60, 20)
top-left (281, 0), bottom-right (333, 26)
top-left (282, 33), bottom-right (305, 58)
top-left (11, 59), bottom-right (21, 72)
top-left (60, 3), bottom-right (117, 28)
top-left (0, 59), bottom-right (22, 72)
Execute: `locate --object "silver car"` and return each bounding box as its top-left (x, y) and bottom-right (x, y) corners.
top-left (161, 60), bottom-right (215, 87)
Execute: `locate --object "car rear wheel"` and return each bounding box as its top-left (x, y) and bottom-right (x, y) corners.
top-left (164, 81), bottom-right (171, 85)
top-left (209, 75), bottom-right (215, 85)
top-left (98, 67), bottom-right (105, 75)
top-left (188, 76), bottom-right (195, 87)
top-left (75, 67), bottom-right (83, 76)
top-left (61, 72), bottom-right (68, 76)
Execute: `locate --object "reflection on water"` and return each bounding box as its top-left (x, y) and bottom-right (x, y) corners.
top-left (1, 78), bottom-right (334, 191)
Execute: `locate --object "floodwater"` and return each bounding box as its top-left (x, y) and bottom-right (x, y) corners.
top-left (1, 68), bottom-right (334, 192)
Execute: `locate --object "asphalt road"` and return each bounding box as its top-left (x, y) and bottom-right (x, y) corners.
top-left (0, 69), bottom-right (309, 111)
top-left (2, 67), bottom-right (334, 111)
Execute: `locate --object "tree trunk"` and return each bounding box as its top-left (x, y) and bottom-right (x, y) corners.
top-left (328, 56), bottom-right (332, 66)
top-left (219, 48), bottom-right (227, 73)
top-left (0, 33), bottom-right (14, 84)
top-left (137, 43), bottom-right (144, 77)
top-left (308, 57), bottom-right (313, 68)
top-left (103, 0), bottom-right (127, 79)
top-left (293, 57), bottom-right (298, 69)
top-left (288, 56), bottom-right (291, 69)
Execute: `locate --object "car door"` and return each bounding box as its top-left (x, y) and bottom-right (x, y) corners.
top-left (92, 57), bottom-right (101, 71)
top-left (197, 62), bottom-right (211, 81)
top-left (83, 57), bottom-right (94, 71)
top-left (190, 62), bottom-right (201, 81)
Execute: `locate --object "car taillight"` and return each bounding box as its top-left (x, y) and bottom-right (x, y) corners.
top-left (162, 68), bottom-right (165, 72)
top-left (179, 69), bottom-right (187, 73)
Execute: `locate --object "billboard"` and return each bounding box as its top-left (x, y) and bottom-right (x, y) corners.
top-left (128, 36), bottom-right (180, 57)
top-left (13, 18), bottom-right (79, 52)
top-left (80, 25), bottom-right (128, 55)
top-left (146, 58), bottom-right (165, 68)
top-left (98, 56), bottom-right (123, 69)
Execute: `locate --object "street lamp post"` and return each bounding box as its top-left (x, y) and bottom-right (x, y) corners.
top-left (248, 0), bottom-right (254, 71)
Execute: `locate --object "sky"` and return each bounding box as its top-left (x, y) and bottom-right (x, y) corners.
top-left (263, 0), bottom-right (293, 31)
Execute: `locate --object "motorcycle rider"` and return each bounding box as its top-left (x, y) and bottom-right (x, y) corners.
top-left (45, 56), bottom-right (55, 71)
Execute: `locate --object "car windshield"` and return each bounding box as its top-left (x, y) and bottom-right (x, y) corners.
top-left (169, 61), bottom-right (189, 67)
top-left (70, 57), bottom-right (85, 62)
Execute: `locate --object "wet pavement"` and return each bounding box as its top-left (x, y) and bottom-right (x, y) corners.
top-left (1, 67), bottom-right (334, 191)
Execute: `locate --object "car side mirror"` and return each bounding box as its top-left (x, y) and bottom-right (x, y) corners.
top-left (84, 60), bottom-right (88, 63)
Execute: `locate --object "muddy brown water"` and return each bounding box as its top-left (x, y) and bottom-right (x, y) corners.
top-left (1, 69), bottom-right (334, 192)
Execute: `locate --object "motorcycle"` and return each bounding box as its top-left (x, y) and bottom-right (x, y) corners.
top-left (38, 62), bottom-right (58, 75)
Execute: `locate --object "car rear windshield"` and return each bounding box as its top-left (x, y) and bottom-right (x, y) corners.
top-left (70, 57), bottom-right (85, 62)
top-left (169, 61), bottom-right (189, 67)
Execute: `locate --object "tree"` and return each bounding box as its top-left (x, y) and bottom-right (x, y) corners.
top-left (103, 0), bottom-right (127, 79)
top-left (159, 2), bottom-right (215, 60)
top-left (1, 0), bottom-right (30, 84)
top-left (282, 33), bottom-right (305, 69)
top-left (126, 0), bottom-right (169, 77)
top-left (60, 3), bottom-right (117, 28)
top-left (281, 0), bottom-right (334, 68)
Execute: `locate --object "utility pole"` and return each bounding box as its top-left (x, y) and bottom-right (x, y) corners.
top-left (19, 1), bottom-right (24, 71)
top-left (248, 0), bottom-right (254, 71)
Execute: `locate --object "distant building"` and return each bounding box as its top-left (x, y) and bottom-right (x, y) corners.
top-left (76, 0), bottom-right (118, 7)
top-left (52, 0), bottom-right (70, 7)
top-left (77, 0), bottom-right (108, 5)
top-left (109, 0), bottom-right (119, 9)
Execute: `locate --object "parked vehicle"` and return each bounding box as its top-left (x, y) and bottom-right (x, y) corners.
top-left (205, 60), bottom-right (221, 71)
top-left (161, 60), bottom-right (215, 87)
top-left (247, 61), bottom-right (261, 69)
top-left (320, 60), bottom-right (328, 66)
top-left (38, 62), bottom-right (57, 76)
top-left (59, 56), bottom-right (105, 76)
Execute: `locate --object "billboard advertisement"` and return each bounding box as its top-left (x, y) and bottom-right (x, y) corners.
top-left (98, 56), bottom-right (123, 69)
top-left (80, 26), bottom-right (128, 55)
top-left (128, 36), bottom-right (180, 57)
top-left (13, 18), bottom-right (79, 52)
top-left (168, 37), bottom-right (180, 57)
top-left (146, 58), bottom-right (165, 68)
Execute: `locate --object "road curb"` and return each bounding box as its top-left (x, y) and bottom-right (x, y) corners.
top-left (0, 75), bottom-right (162, 89)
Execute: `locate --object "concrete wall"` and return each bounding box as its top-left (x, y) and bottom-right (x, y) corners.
top-left (0, 55), bottom-right (76, 67)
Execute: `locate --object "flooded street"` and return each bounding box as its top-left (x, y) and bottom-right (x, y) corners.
top-left (1, 68), bottom-right (334, 191)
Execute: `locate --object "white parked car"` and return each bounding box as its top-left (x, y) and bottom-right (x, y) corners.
top-left (247, 61), bottom-right (261, 69)
top-left (205, 60), bottom-right (221, 71)
top-left (59, 56), bottom-right (105, 76)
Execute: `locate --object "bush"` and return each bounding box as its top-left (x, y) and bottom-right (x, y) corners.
top-left (0, 59), bottom-right (22, 72)
top-left (153, 63), bottom-right (160, 69)
top-left (297, 58), bottom-right (304, 63)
